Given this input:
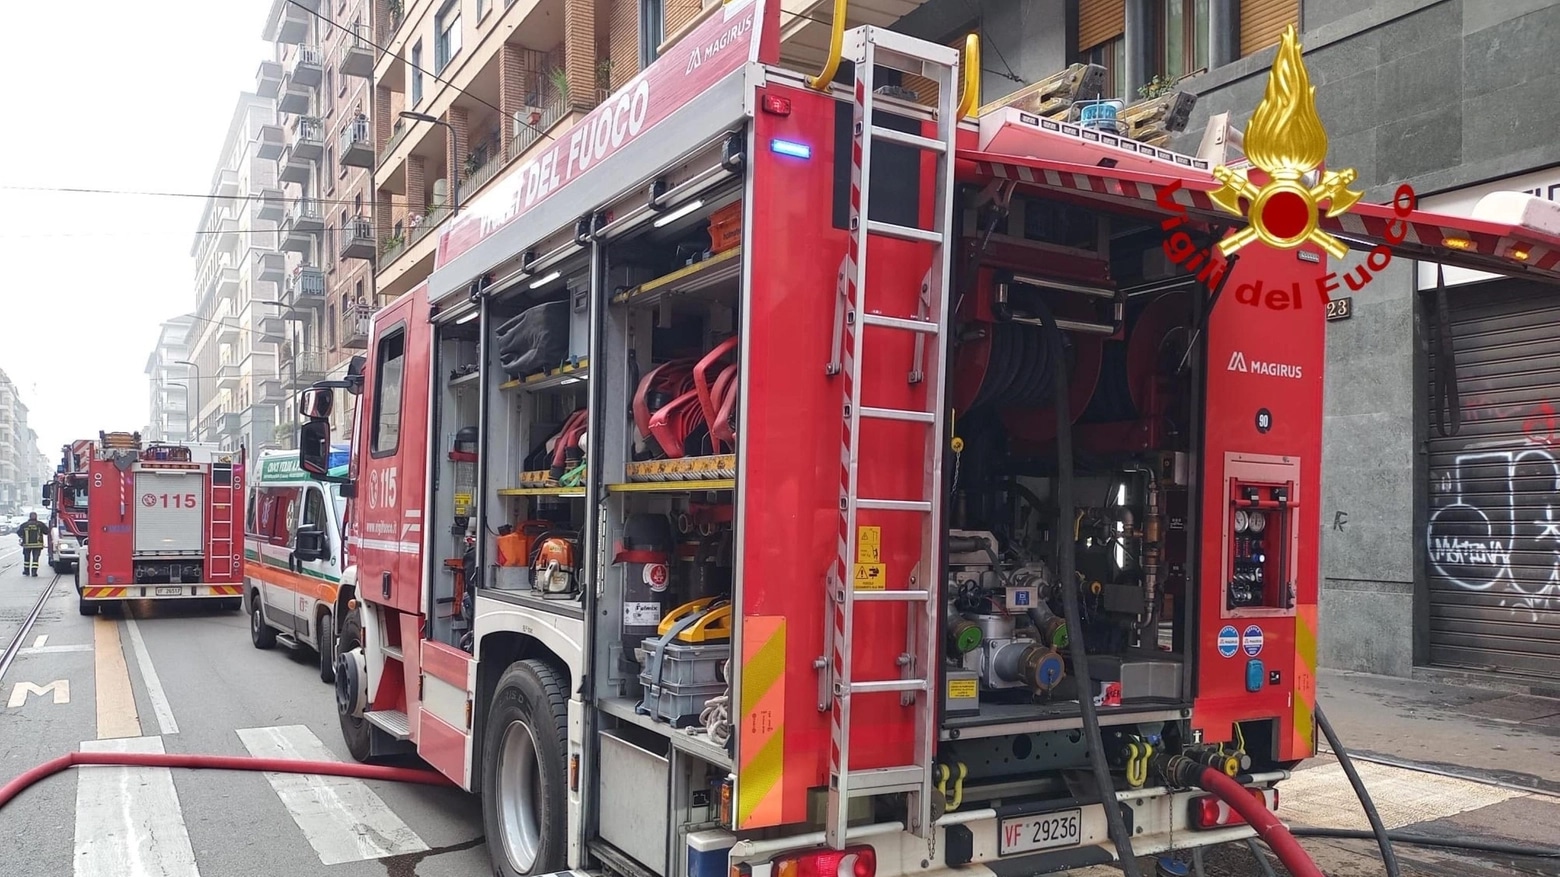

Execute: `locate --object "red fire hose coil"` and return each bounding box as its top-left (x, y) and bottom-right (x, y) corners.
top-left (1196, 766), bottom-right (1324, 877)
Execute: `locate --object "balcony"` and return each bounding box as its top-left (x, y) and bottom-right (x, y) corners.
top-left (256, 123), bottom-right (284, 161)
top-left (215, 264), bottom-right (239, 296)
top-left (341, 117), bottom-right (374, 169)
top-left (283, 351), bottom-right (330, 387)
top-left (378, 118), bottom-right (410, 171)
top-left (508, 98), bottom-right (567, 163)
top-left (283, 267), bottom-right (327, 317)
top-left (278, 73), bottom-right (311, 115)
top-left (218, 412), bottom-right (243, 436)
top-left (288, 45), bottom-right (323, 88)
top-left (265, 0), bottom-right (312, 45)
top-left (256, 60), bottom-right (283, 98)
top-left (338, 25), bottom-right (374, 78)
top-left (255, 251), bottom-right (286, 284)
top-left (258, 312), bottom-right (287, 344)
top-left (258, 379), bottom-right (285, 402)
top-left (281, 199), bottom-right (323, 252)
top-left (256, 184), bottom-right (286, 222)
top-left (340, 303), bottom-right (376, 349)
top-left (216, 169), bottom-right (239, 199)
top-left (340, 217), bottom-right (376, 261)
top-left (279, 117), bottom-right (323, 183)
top-left (217, 362), bottom-right (242, 391)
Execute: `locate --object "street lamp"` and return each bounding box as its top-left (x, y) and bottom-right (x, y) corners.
top-left (175, 360), bottom-right (201, 443)
top-left (400, 110), bottom-right (461, 217)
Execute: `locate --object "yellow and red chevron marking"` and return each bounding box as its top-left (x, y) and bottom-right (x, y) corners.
top-left (82, 587), bottom-right (127, 599)
top-left (737, 616), bottom-right (787, 828)
top-left (207, 585), bottom-right (242, 596)
top-left (1291, 604), bottom-right (1319, 757)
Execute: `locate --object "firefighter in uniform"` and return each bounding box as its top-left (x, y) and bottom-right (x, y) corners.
top-left (18, 513), bottom-right (48, 577)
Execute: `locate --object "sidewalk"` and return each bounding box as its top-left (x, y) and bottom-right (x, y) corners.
top-left (1073, 668), bottom-right (1560, 876)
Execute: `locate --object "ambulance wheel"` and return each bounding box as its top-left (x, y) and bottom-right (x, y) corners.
top-left (317, 611), bottom-right (336, 684)
top-left (336, 610), bottom-right (373, 763)
top-left (481, 659), bottom-right (567, 876)
top-left (250, 596), bottom-right (277, 650)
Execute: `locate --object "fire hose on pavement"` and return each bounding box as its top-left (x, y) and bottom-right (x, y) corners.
top-left (0, 750), bottom-right (453, 810)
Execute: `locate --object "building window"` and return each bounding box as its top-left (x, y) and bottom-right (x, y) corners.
top-left (639, 0), bottom-right (664, 68)
top-left (1240, 0), bottom-right (1299, 57)
top-left (1083, 37), bottom-right (1127, 100)
top-left (478, 0), bottom-right (488, 18)
top-left (324, 69), bottom-right (335, 115)
top-left (411, 41), bottom-right (424, 105)
top-left (1159, 0), bottom-right (1209, 80)
top-left (324, 146), bottom-right (335, 192)
top-left (435, 1), bottom-right (462, 72)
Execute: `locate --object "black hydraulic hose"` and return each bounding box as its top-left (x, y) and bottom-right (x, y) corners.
top-left (1245, 838), bottom-right (1278, 877)
top-left (1043, 308), bottom-right (1142, 877)
top-left (1314, 704), bottom-right (1401, 877)
top-left (1290, 827), bottom-right (1560, 859)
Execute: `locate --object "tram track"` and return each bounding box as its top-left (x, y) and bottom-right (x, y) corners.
top-left (0, 572), bottom-right (62, 685)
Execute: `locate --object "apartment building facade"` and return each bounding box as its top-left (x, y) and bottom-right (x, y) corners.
top-left (144, 315), bottom-right (196, 444)
top-left (188, 93), bottom-right (284, 454)
top-left (262, 0), bottom-right (380, 448)
top-left (0, 371), bottom-right (47, 509)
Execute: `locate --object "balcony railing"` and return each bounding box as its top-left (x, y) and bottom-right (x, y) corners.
top-left (458, 145), bottom-right (505, 201)
top-left (508, 98), bottom-right (567, 163)
top-left (288, 45), bottom-right (323, 88)
top-left (291, 351), bottom-right (330, 385)
top-left (340, 216), bottom-right (376, 261)
top-left (341, 303), bottom-right (377, 349)
top-left (281, 198), bottom-right (323, 252)
top-left (379, 118), bottom-right (411, 168)
top-left (341, 116), bottom-right (374, 169)
top-left (339, 24), bottom-right (374, 78)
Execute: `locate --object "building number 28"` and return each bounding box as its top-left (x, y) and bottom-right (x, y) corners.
top-left (368, 467), bottom-right (397, 509)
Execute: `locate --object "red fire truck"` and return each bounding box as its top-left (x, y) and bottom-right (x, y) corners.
top-left (74, 431), bottom-right (246, 616)
top-left (41, 439), bottom-right (95, 574)
top-left (293, 4), bottom-right (1560, 876)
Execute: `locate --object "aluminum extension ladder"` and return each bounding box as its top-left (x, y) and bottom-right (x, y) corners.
top-left (821, 25), bottom-right (960, 850)
top-left (208, 470), bottom-right (235, 577)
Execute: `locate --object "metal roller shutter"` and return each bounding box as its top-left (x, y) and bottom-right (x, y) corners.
top-left (901, 32), bottom-right (976, 109)
top-left (1078, 0), bottom-right (1125, 51)
top-left (1425, 280), bottom-right (1560, 679)
top-left (1239, 0), bottom-right (1299, 57)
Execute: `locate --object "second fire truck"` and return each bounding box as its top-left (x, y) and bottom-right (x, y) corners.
top-left (74, 431), bottom-right (246, 616)
top-left (294, 4), bottom-right (1560, 876)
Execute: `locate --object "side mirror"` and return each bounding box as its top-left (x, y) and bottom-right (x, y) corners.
top-left (300, 387), bottom-right (335, 420)
top-left (346, 355), bottom-right (367, 393)
top-left (298, 420), bottom-right (332, 476)
top-left (295, 525), bottom-right (329, 562)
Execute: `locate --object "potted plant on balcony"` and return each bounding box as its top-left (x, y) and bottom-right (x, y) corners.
top-left (381, 233), bottom-right (405, 255)
top-left (463, 152), bottom-right (482, 181)
top-left (596, 59), bottom-right (615, 102)
top-left (549, 68), bottom-right (571, 104)
top-left (387, 0), bottom-right (404, 28)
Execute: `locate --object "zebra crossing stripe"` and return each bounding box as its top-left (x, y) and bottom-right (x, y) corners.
top-left (236, 725), bottom-right (429, 865)
top-left (75, 736), bottom-right (200, 877)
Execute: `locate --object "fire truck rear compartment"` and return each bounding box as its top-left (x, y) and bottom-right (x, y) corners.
top-left (929, 189), bottom-right (1204, 790)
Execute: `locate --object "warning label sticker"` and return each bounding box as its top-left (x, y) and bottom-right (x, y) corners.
top-left (857, 526), bottom-right (880, 563)
top-left (853, 563), bottom-right (886, 590)
top-left (947, 678), bottom-right (977, 699)
top-left (624, 602), bottom-right (661, 625)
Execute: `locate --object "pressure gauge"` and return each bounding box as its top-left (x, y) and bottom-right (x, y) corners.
top-left (1247, 511), bottom-right (1267, 533)
top-left (1234, 509), bottom-right (1249, 533)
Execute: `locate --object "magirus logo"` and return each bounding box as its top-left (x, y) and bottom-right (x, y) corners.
top-left (1227, 350), bottom-right (1303, 379)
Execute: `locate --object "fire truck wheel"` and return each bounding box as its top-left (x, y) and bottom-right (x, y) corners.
top-left (337, 610), bottom-right (373, 763)
top-left (250, 596), bottom-right (278, 650)
top-left (481, 659), bottom-right (567, 876)
top-left (318, 612), bottom-right (336, 684)
top-left (77, 594), bottom-right (96, 616)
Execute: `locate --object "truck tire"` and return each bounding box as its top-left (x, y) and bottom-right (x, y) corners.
top-left (78, 593), bottom-right (96, 616)
top-left (250, 595), bottom-right (277, 650)
top-left (336, 610), bottom-right (373, 763)
top-left (481, 659), bottom-right (568, 877)
top-left (317, 611), bottom-right (336, 684)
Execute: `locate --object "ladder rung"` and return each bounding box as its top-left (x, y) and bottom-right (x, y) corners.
top-left (868, 125), bottom-right (947, 153)
top-left (845, 766), bottom-right (926, 794)
top-left (866, 220), bottom-right (943, 244)
top-left (855, 498), bottom-right (933, 513)
top-left (850, 678), bottom-right (927, 695)
top-left (860, 313), bottom-right (940, 334)
top-left (859, 406), bottom-right (935, 424)
top-left (853, 588), bottom-right (932, 602)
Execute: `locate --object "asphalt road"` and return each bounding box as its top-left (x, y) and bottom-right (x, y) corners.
top-left (0, 558), bottom-right (487, 877)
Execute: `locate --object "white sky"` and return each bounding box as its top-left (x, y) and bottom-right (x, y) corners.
top-left (0, 0), bottom-right (273, 457)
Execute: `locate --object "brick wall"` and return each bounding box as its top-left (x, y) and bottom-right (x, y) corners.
top-left (565, 0), bottom-right (598, 111)
top-left (609, 0), bottom-right (640, 89)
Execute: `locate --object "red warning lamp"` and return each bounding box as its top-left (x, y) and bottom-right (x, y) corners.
top-left (761, 94), bottom-right (793, 116)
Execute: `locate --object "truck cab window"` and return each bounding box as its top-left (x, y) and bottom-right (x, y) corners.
top-left (372, 328), bottom-right (407, 456)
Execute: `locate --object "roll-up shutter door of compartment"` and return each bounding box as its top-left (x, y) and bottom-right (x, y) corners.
top-left (1078, 0), bottom-right (1125, 52)
top-left (1425, 281), bottom-right (1560, 679)
top-left (134, 470), bottom-right (206, 555)
top-left (1239, 0), bottom-right (1299, 58)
